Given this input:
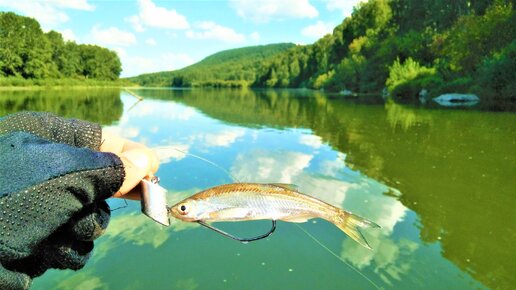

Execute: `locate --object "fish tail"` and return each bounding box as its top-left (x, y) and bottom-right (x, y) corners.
top-left (332, 210), bottom-right (380, 250)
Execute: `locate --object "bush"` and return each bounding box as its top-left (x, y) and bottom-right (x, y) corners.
top-left (390, 74), bottom-right (443, 100)
top-left (473, 41), bottom-right (516, 102)
top-left (386, 58), bottom-right (440, 100)
top-left (433, 77), bottom-right (473, 95)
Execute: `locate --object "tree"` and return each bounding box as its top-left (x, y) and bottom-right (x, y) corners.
top-left (0, 12), bottom-right (122, 81)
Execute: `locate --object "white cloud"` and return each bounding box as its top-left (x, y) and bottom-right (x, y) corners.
top-left (121, 53), bottom-right (196, 77)
top-left (8, 1), bottom-right (94, 29)
top-left (44, 0), bottom-right (94, 10)
top-left (324, 0), bottom-right (363, 17)
top-left (60, 28), bottom-right (76, 41)
top-left (127, 0), bottom-right (189, 31)
top-left (296, 174), bottom-right (354, 207)
top-left (90, 25), bottom-right (136, 47)
top-left (250, 32), bottom-right (260, 41)
top-left (232, 150), bottom-right (312, 183)
top-left (145, 38), bottom-right (157, 46)
top-left (124, 56), bottom-right (156, 74)
top-left (302, 21), bottom-right (335, 38)
top-left (161, 53), bottom-right (195, 69)
top-left (186, 21), bottom-right (245, 43)
top-left (201, 129), bottom-right (246, 147)
top-left (299, 134), bottom-right (323, 149)
top-left (0, 0), bottom-right (94, 28)
top-left (126, 15), bottom-right (145, 32)
top-left (319, 152), bottom-right (347, 176)
top-left (154, 144), bottom-right (190, 164)
top-left (229, 0), bottom-right (318, 22)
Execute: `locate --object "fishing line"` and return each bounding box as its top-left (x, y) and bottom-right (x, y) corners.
top-left (294, 224), bottom-right (382, 290)
top-left (110, 198), bottom-right (128, 211)
top-left (155, 146), bottom-right (241, 183)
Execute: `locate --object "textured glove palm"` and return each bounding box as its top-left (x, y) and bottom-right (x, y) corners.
top-left (0, 112), bottom-right (124, 289)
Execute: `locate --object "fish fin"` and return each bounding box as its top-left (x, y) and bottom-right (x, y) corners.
top-left (333, 211), bottom-right (380, 250)
top-left (210, 207), bottom-right (252, 220)
top-left (270, 183), bottom-right (299, 191)
top-left (281, 216), bottom-right (309, 223)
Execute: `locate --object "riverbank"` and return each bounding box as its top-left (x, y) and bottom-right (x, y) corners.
top-left (0, 77), bottom-right (135, 90)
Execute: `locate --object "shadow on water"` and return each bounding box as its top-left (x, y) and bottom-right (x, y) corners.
top-left (0, 88), bottom-right (123, 125)
top-left (134, 88), bottom-right (515, 289)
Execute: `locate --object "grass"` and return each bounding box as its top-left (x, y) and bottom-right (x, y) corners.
top-left (0, 77), bottom-right (136, 89)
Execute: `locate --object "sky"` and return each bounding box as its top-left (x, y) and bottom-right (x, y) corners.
top-left (0, 0), bottom-right (362, 77)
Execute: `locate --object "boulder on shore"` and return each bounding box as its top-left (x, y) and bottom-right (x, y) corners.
top-left (433, 93), bottom-right (480, 106)
top-left (339, 89), bottom-right (354, 96)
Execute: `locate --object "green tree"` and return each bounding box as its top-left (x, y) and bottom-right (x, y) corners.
top-left (438, 1), bottom-right (515, 73)
top-left (0, 12), bottom-right (53, 78)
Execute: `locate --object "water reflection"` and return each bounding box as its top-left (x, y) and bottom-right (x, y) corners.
top-left (384, 100), bottom-right (432, 130)
top-left (55, 271), bottom-right (105, 290)
top-left (16, 88), bottom-right (511, 289)
top-left (232, 150), bottom-right (312, 183)
top-left (134, 88), bottom-right (513, 289)
top-left (227, 135), bottom-right (420, 287)
top-left (0, 88), bottom-right (122, 124)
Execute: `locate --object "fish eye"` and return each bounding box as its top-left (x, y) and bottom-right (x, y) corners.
top-left (178, 204), bottom-right (188, 215)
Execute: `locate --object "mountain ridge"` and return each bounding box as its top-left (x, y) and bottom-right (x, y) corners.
top-left (127, 43), bottom-right (295, 87)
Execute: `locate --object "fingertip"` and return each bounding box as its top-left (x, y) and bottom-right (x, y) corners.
top-left (122, 149), bottom-right (152, 172)
top-left (148, 148), bottom-right (160, 173)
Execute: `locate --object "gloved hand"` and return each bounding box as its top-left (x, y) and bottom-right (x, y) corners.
top-left (0, 112), bottom-right (126, 289)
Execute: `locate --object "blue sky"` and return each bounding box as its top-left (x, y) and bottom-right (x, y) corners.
top-left (0, 0), bottom-right (361, 77)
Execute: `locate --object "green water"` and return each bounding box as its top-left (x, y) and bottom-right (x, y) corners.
top-left (1, 88), bottom-right (514, 289)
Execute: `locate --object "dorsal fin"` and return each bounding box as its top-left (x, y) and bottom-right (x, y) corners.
top-left (270, 183), bottom-right (299, 191)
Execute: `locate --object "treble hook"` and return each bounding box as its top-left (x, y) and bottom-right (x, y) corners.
top-left (196, 220), bottom-right (277, 243)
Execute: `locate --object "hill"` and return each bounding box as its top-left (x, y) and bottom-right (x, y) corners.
top-left (128, 43), bottom-right (295, 87)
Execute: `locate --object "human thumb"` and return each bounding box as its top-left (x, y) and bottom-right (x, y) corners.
top-left (115, 149), bottom-right (154, 198)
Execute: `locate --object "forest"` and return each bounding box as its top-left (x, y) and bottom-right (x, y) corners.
top-left (254, 0), bottom-right (515, 102)
top-left (131, 0), bottom-right (515, 103)
top-left (0, 12), bottom-right (122, 83)
top-left (128, 43), bottom-right (295, 87)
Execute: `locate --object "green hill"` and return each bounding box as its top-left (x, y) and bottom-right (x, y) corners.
top-left (128, 43), bottom-right (295, 87)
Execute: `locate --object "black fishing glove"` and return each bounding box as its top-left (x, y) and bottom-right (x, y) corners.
top-left (0, 112), bottom-right (125, 290)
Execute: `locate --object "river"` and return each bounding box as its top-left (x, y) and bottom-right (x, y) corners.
top-left (1, 88), bottom-right (514, 289)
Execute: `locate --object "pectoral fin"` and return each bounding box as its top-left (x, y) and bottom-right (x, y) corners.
top-left (210, 207), bottom-right (253, 220)
top-left (280, 216), bottom-right (309, 223)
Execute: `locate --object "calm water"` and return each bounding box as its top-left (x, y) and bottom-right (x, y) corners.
top-left (1, 88), bottom-right (514, 289)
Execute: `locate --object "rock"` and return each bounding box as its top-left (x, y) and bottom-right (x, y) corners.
top-left (382, 87), bottom-right (390, 99)
top-left (419, 89), bottom-right (428, 104)
top-left (433, 93), bottom-right (480, 107)
top-left (339, 89), bottom-right (353, 96)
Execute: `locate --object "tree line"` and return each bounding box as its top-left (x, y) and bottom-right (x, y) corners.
top-left (0, 12), bottom-right (121, 81)
top-left (253, 0), bottom-right (515, 102)
top-left (130, 43), bottom-right (294, 87)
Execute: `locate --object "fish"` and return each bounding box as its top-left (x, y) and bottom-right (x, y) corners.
top-left (169, 183), bottom-right (380, 249)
